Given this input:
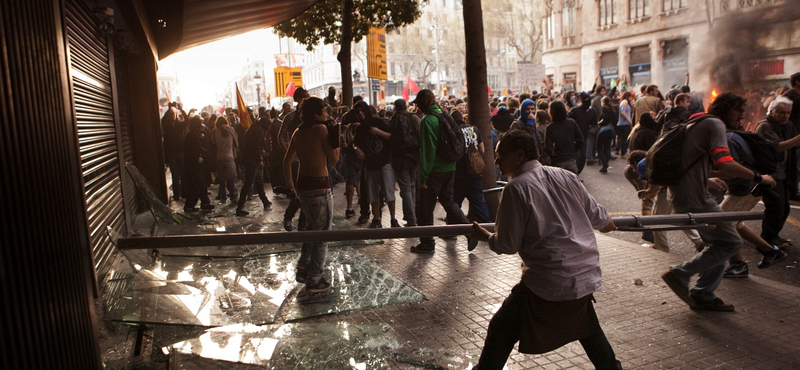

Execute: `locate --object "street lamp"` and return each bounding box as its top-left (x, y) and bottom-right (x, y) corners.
top-left (254, 71), bottom-right (262, 107)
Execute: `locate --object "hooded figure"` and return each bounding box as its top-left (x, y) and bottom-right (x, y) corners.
top-left (630, 112), bottom-right (660, 152)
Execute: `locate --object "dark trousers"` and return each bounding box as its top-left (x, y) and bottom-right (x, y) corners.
top-left (615, 125), bottom-right (632, 156)
top-left (237, 162), bottom-right (268, 209)
top-left (761, 178), bottom-right (790, 243)
top-left (596, 128), bottom-right (615, 169)
top-left (283, 160), bottom-right (306, 224)
top-left (184, 165), bottom-right (210, 208)
top-left (359, 164), bottom-right (371, 218)
top-left (168, 154), bottom-right (184, 199)
top-left (476, 285), bottom-right (622, 370)
top-left (452, 176), bottom-right (491, 223)
top-left (417, 171), bottom-right (469, 247)
top-left (268, 150), bottom-right (285, 191)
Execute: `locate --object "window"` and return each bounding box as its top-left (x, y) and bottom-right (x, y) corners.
top-left (663, 0), bottom-right (687, 12)
top-left (562, 0), bottom-right (576, 37)
top-left (629, 0), bottom-right (649, 20)
top-left (545, 9), bottom-right (556, 40)
top-left (738, 0), bottom-right (775, 8)
top-left (599, 0), bottom-right (617, 27)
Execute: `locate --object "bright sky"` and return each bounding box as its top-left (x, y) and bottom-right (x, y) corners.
top-left (158, 29), bottom-right (280, 109)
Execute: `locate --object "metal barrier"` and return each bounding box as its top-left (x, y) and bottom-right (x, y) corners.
top-left (115, 211), bottom-right (764, 250)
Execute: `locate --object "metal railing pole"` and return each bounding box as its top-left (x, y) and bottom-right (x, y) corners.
top-left (115, 211), bottom-right (763, 250)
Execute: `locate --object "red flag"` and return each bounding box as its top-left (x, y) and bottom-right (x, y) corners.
top-left (285, 80), bottom-right (296, 97)
top-left (487, 85), bottom-right (492, 94)
top-left (402, 85), bottom-right (409, 101)
top-left (219, 106), bottom-right (226, 115)
top-left (407, 76), bottom-right (419, 94)
top-left (235, 83), bottom-right (252, 131)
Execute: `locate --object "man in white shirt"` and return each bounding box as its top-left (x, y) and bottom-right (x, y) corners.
top-left (471, 130), bottom-right (621, 370)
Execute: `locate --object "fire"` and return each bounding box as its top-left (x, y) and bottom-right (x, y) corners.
top-left (706, 89), bottom-right (719, 113)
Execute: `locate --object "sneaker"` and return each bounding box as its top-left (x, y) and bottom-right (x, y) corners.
top-left (723, 261), bottom-right (749, 278)
top-left (184, 207), bottom-right (198, 212)
top-left (305, 278), bottom-right (332, 294)
top-left (263, 200), bottom-right (272, 209)
top-left (642, 230), bottom-right (654, 243)
top-left (370, 219), bottom-right (383, 228)
top-left (357, 214), bottom-right (370, 224)
top-left (235, 208), bottom-right (249, 217)
top-left (200, 204), bottom-right (215, 210)
top-left (599, 167), bottom-right (608, 173)
top-left (390, 219), bottom-right (401, 228)
top-left (346, 209), bottom-right (356, 218)
top-left (298, 221), bottom-right (307, 231)
top-left (661, 270), bottom-right (693, 307)
top-left (295, 269), bottom-right (307, 284)
top-left (758, 249), bottom-right (787, 269)
top-left (283, 219), bottom-right (293, 231)
top-left (410, 244), bottom-right (435, 254)
top-left (690, 295), bottom-right (735, 312)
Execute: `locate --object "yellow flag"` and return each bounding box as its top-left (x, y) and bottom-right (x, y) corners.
top-left (235, 83), bottom-right (252, 131)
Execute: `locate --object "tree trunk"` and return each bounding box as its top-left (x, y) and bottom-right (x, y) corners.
top-left (338, 0), bottom-right (354, 107)
top-left (462, 0), bottom-right (498, 219)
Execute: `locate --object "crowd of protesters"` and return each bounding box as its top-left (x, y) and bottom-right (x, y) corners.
top-left (161, 70), bottom-right (800, 287)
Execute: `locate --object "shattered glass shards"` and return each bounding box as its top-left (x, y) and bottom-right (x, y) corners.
top-left (167, 323), bottom-right (481, 369)
top-left (168, 322), bottom-right (399, 368)
top-left (105, 248), bottom-right (425, 327)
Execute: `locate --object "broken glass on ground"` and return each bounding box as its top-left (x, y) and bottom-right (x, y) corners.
top-left (166, 322), bottom-right (482, 369)
top-left (105, 247), bottom-right (425, 327)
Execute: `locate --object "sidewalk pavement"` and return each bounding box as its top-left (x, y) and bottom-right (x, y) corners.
top-left (105, 182), bottom-right (800, 369)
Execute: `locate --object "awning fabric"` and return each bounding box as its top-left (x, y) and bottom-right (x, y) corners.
top-left (143, 0), bottom-right (322, 59)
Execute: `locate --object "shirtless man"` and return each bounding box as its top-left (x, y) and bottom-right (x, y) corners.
top-left (283, 97), bottom-right (340, 293)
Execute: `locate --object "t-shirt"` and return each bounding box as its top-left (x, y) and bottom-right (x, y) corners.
top-left (456, 125), bottom-right (483, 178)
top-left (667, 117), bottom-right (730, 212)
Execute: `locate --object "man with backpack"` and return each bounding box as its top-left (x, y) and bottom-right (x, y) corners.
top-left (410, 89), bottom-right (470, 254)
top-left (641, 92), bottom-right (775, 312)
top-left (389, 99), bottom-right (421, 227)
top-left (715, 97), bottom-right (789, 277)
top-left (352, 101), bottom-right (398, 229)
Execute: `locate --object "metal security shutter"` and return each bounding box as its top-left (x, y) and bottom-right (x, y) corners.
top-left (66, 0), bottom-right (126, 279)
top-left (114, 48), bottom-right (144, 219)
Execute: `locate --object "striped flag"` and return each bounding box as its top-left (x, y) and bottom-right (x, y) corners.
top-left (235, 83), bottom-right (252, 131)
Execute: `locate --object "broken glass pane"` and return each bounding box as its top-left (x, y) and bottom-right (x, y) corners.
top-left (105, 248), bottom-right (424, 327)
top-left (166, 323), bottom-right (483, 369)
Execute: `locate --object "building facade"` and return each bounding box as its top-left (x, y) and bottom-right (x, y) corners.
top-left (542, 0), bottom-right (799, 94)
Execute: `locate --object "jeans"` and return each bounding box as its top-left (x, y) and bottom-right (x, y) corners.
top-left (585, 126), bottom-right (598, 163)
top-left (476, 283), bottom-right (622, 370)
top-left (453, 176), bottom-right (491, 223)
top-left (237, 161), bottom-right (269, 209)
top-left (168, 154), bottom-right (184, 199)
top-left (761, 177), bottom-right (790, 243)
top-left (417, 171), bottom-right (469, 247)
top-left (393, 158), bottom-right (419, 225)
top-left (652, 189), bottom-right (702, 250)
top-left (615, 124), bottom-right (631, 156)
top-left (670, 204), bottom-right (743, 300)
top-left (217, 179), bottom-right (237, 201)
top-left (596, 127), bottom-right (614, 168)
top-left (297, 188), bottom-right (333, 285)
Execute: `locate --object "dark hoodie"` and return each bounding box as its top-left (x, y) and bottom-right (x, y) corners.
top-left (630, 112), bottom-right (660, 151)
top-left (568, 93), bottom-right (598, 139)
top-left (491, 106), bottom-right (514, 132)
top-left (353, 101), bottom-right (391, 170)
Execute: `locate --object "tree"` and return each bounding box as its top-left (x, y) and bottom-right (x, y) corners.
top-left (273, 0), bottom-right (423, 106)
top-left (484, 0), bottom-right (545, 63)
top-left (462, 0), bottom-right (496, 217)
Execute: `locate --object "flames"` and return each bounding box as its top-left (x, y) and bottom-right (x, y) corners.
top-left (706, 89), bottom-right (719, 113)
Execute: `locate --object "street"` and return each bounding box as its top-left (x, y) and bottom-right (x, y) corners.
top-left (579, 157), bottom-right (800, 288)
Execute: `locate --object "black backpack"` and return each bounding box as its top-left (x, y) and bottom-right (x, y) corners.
top-left (429, 111), bottom-right (465, 162)
top-left (645, 114), bottom-right (711, 186)
top-left (389, 112), bottom-right (420, 161)
top-left (732, 131), bottom-right (779, 175)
